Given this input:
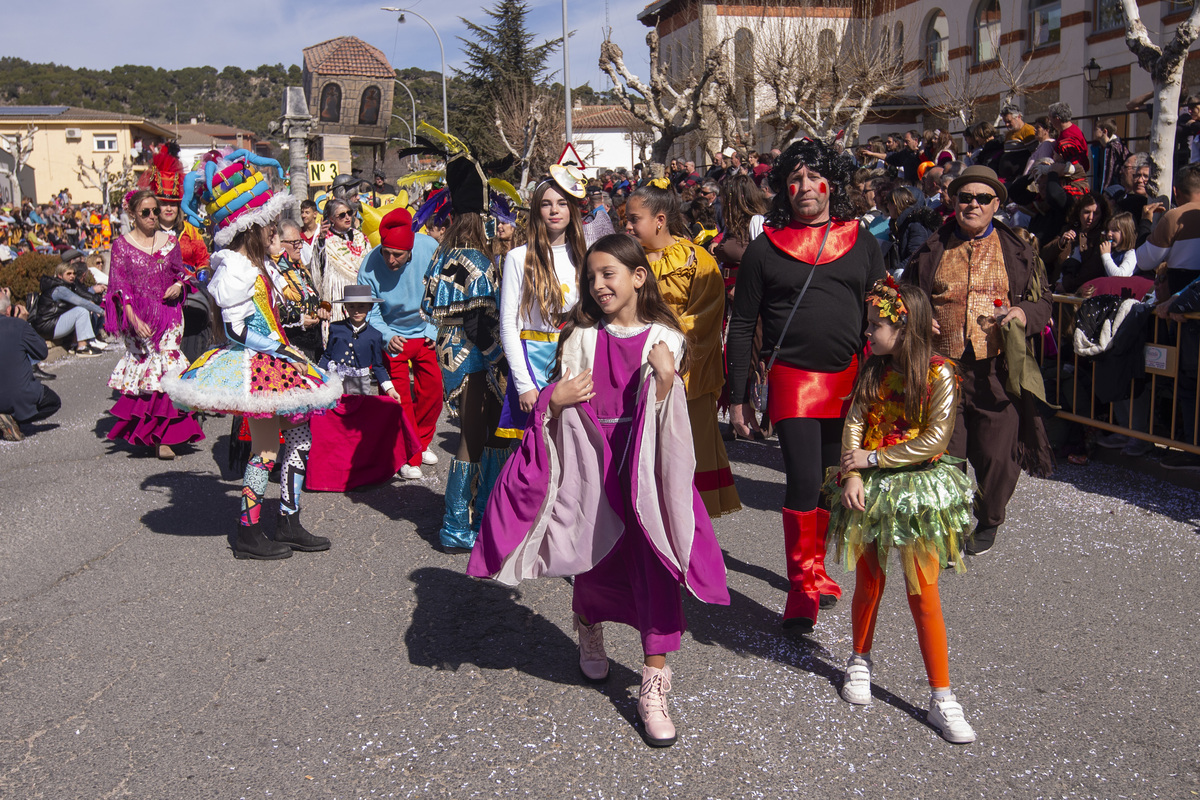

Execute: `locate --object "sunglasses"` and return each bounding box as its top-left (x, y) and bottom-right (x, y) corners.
top-left (957, 191), bottom-right (997, 206)
top-left (335, 211), bottom-right (354, 219)
top-left (139, 207), bottom-right (161, 218)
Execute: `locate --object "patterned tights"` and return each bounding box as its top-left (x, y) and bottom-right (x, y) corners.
top-left (279, 423), bottom-right (312, 516)
top-left (239, 455), bottom-right (275, 526)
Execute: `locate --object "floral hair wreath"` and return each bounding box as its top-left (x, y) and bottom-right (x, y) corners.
top-left (867, 275), bottom-right (907, 324)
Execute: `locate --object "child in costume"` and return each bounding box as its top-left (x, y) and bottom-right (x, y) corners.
top-left (624, 181), bottom-right (741, 518)
top-left (319, 285), bottom-right (401, 400)
top-left (823, 278), bottom-right (976, 744)
top-left (421, 152), bottom-right (509, 550)
top-left (468, 234), bottom-right (729, 748)
top-left (495, 168), bottom-right (588, 439)
top-left (162, 151), bottom-right (342, 561)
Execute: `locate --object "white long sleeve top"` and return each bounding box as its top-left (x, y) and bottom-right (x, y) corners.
top-left (1101, 249), bottom-right (1139, 277)
top-left (499, 243), bottom-right (579, 396)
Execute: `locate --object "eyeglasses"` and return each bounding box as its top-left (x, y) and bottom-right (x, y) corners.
top-left (281, 239), bottom-right (303, 247)
top-left (956, 191), bottom-right (997, 206)
top-left (139, 207), bottom-right (161, 218)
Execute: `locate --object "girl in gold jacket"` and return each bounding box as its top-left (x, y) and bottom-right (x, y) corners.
top-left (823, 278), bottom-right (977, 746)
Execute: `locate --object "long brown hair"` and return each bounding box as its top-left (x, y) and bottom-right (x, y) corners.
top-left (522, 181), bottom-right (587, 325)
top-left (720, 174), bottom-right (768, 243)
top-left (554, 233), bottom-right (690, 378)
top-left (849, 283), bottom-right (945, 426)
top-left (439, 211), bottom-right (489, 254)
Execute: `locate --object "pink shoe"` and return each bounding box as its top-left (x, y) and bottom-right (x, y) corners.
top-left (573, 614), bottom-right (609, 682)
top-left (637, 664), bottom-right (676, 747)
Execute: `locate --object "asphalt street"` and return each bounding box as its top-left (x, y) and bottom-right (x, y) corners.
top-left (1, 349), bottom-right (1197, 799)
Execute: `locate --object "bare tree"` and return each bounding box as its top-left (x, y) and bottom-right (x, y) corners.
top-left (753, 6), bottom-right (906, 147)
top-left (599, 28), bottom-right (725, 163)
top-left (924, 33), bottom-right (1059, 128)
top-left (75, 155), bottom-right (135, 206)
top-left (0, 125), bottom-right (39, 204)
top-left (494, 82), bottom-right (565, 186)
top-left (1119, 0), bottom-right (1200, 198)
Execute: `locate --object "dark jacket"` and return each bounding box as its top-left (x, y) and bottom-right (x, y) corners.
top-left (1040, 230), bottom-right (1106, 292)
top-left (0, 316), bottom-right (48, 420)
top-left (889, 205), bottom-right (942, 275)
top-left (28, 275), bottom-right (82, 339)
top-left (318, 319), bottom-right (390, 388)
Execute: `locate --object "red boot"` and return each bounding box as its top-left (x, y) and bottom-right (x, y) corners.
top-left (813, 508), bottom-right (842, 607)
top-left (782, 508), bottom-right (820, 632)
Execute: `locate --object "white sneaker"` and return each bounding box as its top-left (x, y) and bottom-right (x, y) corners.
top-left (421, 449), bottom-right (439, 466)
top-left (90, 339), bottom-right (108, 350)
top-left (840, 655), bottom-right (873, 705)
top-left (928, 693), bottom-right (976, 744)
top-left (399, 464), bottom-right (423, 480)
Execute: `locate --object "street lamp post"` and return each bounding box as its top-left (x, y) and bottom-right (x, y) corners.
top-left (394, 79), bottom-right (419, 142)
top-left (382, 7), bottom-right (449, 134)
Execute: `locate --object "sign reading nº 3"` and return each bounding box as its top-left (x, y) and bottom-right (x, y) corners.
top-left (308, 160), bottom-right (340, 186)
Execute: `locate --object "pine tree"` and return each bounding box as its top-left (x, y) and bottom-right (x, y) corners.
top-left (451, 0), bottom-right (561, 162)
top-left (458, 0), bottom-right (561, 92)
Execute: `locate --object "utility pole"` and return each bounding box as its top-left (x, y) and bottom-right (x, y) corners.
top-left (563, 0), bottom-right (572, 144)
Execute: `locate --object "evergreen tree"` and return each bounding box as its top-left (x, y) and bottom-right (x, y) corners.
top-left (452, 0), bottom-right (562, 162)
top-left (458, 0), bottom-right (561, 92)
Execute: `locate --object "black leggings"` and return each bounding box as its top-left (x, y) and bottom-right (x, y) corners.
top-left (776, 417), bottom-right (843, 512)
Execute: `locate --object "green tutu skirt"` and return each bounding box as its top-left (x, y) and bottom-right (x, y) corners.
top-left (822, 457), bottom-right (972, 594)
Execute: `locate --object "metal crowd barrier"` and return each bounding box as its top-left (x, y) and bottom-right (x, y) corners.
top-left (1043, 293), bottom-right (1200, 455)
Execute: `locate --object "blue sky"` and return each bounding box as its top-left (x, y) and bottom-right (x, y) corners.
top-left (9, 0), bottom-right (653, 91)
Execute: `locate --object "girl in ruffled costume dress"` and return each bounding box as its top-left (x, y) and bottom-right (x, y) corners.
top-left (822, 278), bottom-right (977, 744)
top-left (469, 234), bottom-right (729, 748)
top-left (162, 151), bottom-right (342, 561)
top-left (105, 187), bottom-right (206, 458)
top-left (624, 182), bottom-right (741, 518)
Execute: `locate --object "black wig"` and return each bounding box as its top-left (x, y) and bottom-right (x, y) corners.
top-left (765, 139), bottom-right (857, 227)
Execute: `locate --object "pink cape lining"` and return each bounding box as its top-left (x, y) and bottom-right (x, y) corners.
top-left (467, 372), bottom-right (729, 606)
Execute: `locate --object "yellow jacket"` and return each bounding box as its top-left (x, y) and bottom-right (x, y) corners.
top-left (646, 237), bottom-right (725, 400)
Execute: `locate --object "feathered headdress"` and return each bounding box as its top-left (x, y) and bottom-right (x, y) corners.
top-left (139, 143), bottom-right (185, 203)
top-left (395, 122), bottom-right (517, 217)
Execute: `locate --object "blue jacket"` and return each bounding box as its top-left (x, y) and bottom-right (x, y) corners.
top-left (318, 319), bottom-right (392, 390)
top-left (358, 232), bottom-right (439, 342)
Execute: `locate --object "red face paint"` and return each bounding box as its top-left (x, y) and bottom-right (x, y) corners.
top-left (789, 183), bottom-right (799, 198)
top-left (817, 180), bottom-right (828, 195)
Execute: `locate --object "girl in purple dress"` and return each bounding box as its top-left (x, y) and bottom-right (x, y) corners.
top-left (104, 188), bottom-right (204, 458)
top-left (468, 234), bottom-right (729, 748)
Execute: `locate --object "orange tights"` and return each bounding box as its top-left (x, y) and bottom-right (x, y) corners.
top-left (851, 547), bottom-right (950, 688)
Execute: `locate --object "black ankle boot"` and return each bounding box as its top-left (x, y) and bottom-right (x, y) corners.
top-left (232, 521), bottom-right (293, 560)
top-left (275, 513), bottom-right (331, 552)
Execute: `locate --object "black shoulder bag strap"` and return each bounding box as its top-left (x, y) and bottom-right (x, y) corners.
top-left (766, 221), bottom-right (833, 371)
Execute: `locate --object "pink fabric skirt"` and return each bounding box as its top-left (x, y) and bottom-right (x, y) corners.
top-left (107, 391), bottom-right (205, 447)
top-left (306, 394), bottom-right (420, 491)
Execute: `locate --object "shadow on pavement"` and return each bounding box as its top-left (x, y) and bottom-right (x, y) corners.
top-left (138, 470), bottom-right (238, 537)
top-left (684, 584), bottom-right (934, 731)
top-left (722, 549), bottom-right (789, 593)
top-left (1043, 461), bottom-right (1200, 528)
top-left (405, 566), bottom-right (643, 723)
top-left (347, 482), bottom-right (445, 549)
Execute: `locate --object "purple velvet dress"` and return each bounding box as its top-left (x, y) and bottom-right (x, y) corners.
top-left (103, 234), bottom-right (204, 447)
top-left (571, 325), bottom-right (688, 654)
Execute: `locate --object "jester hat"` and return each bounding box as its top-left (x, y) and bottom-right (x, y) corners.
top-left (181, 149), bottom-right (293, 247)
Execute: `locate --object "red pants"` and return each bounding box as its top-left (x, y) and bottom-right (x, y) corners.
top-left (386, 338), bottom-right (443, 467)
top-left (851, 547), bottom-right (950, 688)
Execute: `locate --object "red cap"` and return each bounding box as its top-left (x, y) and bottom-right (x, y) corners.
top-left (379, 207), bottom-right (415, 251)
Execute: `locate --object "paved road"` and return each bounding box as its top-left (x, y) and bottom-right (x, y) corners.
top-left (2, 350), bottom-right (1197, 799)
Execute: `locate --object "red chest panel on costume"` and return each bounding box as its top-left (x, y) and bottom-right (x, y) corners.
top-left (764, 219), bottom-right (859, 264)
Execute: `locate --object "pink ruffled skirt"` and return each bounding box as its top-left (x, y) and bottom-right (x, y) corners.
top-left (107, 391), bottom-right (205, 447)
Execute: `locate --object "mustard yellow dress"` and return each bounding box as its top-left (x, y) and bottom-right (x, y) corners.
top-left (646, 237), bottom-right (741, 518)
